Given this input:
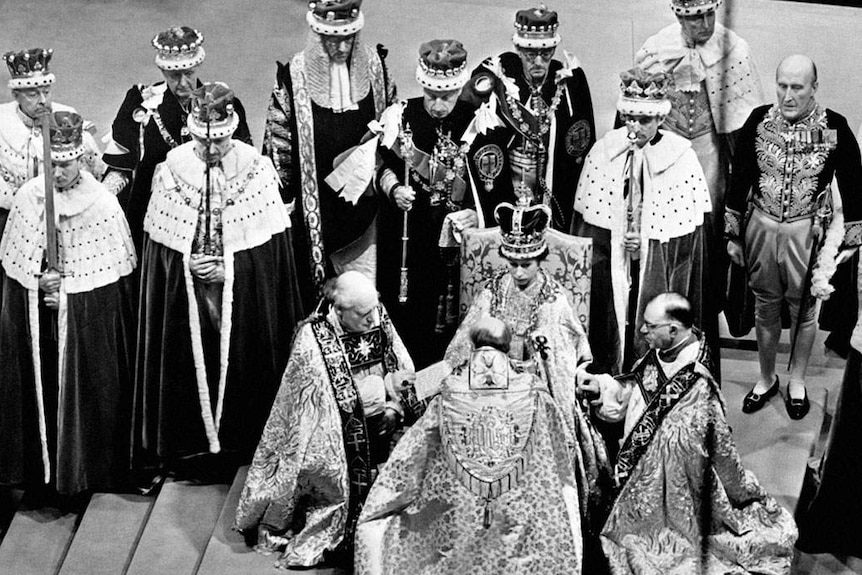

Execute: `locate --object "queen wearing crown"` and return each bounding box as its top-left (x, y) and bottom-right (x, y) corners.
top-left (443, 193), bottom-right (611, 552)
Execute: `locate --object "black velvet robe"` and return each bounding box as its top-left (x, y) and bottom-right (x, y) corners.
top-left (264, 60), bottom-right (383, 313)
top-left (133, 230), bottom-right (301, 469)
top-left (376, 98), bottom-right (476, 369)
top-left (465, 52), bottom-right (596, 231)
top-left (0, 275), bottom-right (135, 494)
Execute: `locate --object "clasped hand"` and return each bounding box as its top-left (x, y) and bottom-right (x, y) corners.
top-left (39, 270), bottom-right (61, 310)
top-left (623, 231), bottom-right (640, 253)
top-left (190, 254), bottom-right (225, 283)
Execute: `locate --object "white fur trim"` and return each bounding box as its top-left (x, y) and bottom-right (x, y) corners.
top-left (306, 10), bottom-right (364, 36)
top-left (154, 47), bottom-right (205, 71)
top-left (50, 145), bottom-right (85, 162)
top-left (182, 255), bottom-right (221, 454)
top-left (8, 73), bottom-right (55, 90)
top-left (415, 66), bottom-right (468, 92)
top-left (1, 172), bottom-right (136, 293)
top-left (187, 112), bottom-right (239, 140)
top-left (145, 143), bottom-right (290, 257)
top-left (56, 289), bottom-right (68, 472)
top-left (27, 289), bottom-right (51, 484)
top-left (512, 33), bottom-right (561, 49)
top-left (214, 251), bottom-right (235, 434)
top-left (671, 0), bottom-right (720, 15)
top-left (616, 96), bottom-right (672, 118)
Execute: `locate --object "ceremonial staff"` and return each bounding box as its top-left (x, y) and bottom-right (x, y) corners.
top-left (204, 103), bottom-right (213, 256)
top-left (788, 188), bottom-right (832, 369)
top-left (624, 123), bottom-right (638, 287)
top-left (39, 111), bottom-right (62, 340)
top-left (398, 122), bottom-right (414, 304)
top-left (41, 112), bottom-right (59, 275)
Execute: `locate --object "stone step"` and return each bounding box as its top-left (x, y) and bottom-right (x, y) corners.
top-left (0, 503), bottom-right (80, 575)
top-left (125, 480), bottom-right (229, 575)
top-left (57, 493), bottom-right (155, 575)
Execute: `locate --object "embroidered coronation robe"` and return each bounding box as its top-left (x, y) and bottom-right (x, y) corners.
top-left (572, 128), bottom-right (713, 373)
top-left (354, 351), bottom-right (583, 574)
top-left (377, 97), bottom-right (478, 369)
top-left (0, 171), bottom-right (136, 494)
top-left (465, 53), bottom-right (596, 231)
top-left (103, 81), bottom-right (252, 254)
top-left (234, 304), bottom-right (423, 568)
top-left (133, 141), bottom-right (301, 466)
top-left (444, 272), bottom-right (612, 539)
top-left (595, 335), bottom-right (797, 574)
top-left (263, 38), bottom-right (394, 311)
top-left (0, 101), bottom-right (103, 239)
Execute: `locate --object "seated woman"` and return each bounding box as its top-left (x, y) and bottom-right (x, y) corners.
top-left (443, 194), bottom-right (611, 561)
top-left (445, 195), bottom-right (591, 408)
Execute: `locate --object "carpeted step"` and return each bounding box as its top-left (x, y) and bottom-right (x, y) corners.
top-left (194, 466), bottom-right (275, 575)
top-left (125, 480), bottom-right (228, 575)
top-left (57, 493), bottom-right (155, 575)
top-left (723, 358), bottom-right (835, 512)
top-left (0, 504), bottom-right (80, 575)
top-left (194, 467), bottom-right (348, 575)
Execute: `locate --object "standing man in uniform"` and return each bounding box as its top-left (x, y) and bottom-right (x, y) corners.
top-left (102, 26), bottom-right (252, 254)
top-left (726, 55), bottom-right (862, 419)
top-left (263, 0), bottom-right (396, 310)
top-left (463, 5), bottom-right (595, 231)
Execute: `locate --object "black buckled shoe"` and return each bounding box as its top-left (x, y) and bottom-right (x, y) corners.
top-left (785, 385), bottom-right (810, 420)
top-left (742, 375), bottom-right (780, 414)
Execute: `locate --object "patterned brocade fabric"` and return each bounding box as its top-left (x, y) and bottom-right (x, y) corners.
top-left (602, 368), bottom-right (797, 574)
top-left (354, 378), bottom-right (583, 575)
top-left (234, 305), bottom-right (416, 568)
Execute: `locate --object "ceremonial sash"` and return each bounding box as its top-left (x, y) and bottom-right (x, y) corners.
top-left (310, 316), bottom-right (373, 550)
top-left (613, 339), bottom-right (712, 492)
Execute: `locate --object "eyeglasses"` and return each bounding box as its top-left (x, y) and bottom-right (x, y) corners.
top-left (519, 48), bottom-right (554, 62)
top-left (642, 321), bottom-right (680, 332)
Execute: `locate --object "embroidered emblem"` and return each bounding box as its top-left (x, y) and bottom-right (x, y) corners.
top-left (341, 327), bottom-right (384, 370)
top-left (440, 389), bottom-right (536, 502)
top-left (469, 348), bottom-right (509, 390)
top-left (473, 144), bottom-right (503, 193)
top-left (564, 119), bottom-right (591, 157)
top-left (460, 406), bottom-right (522, 466)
